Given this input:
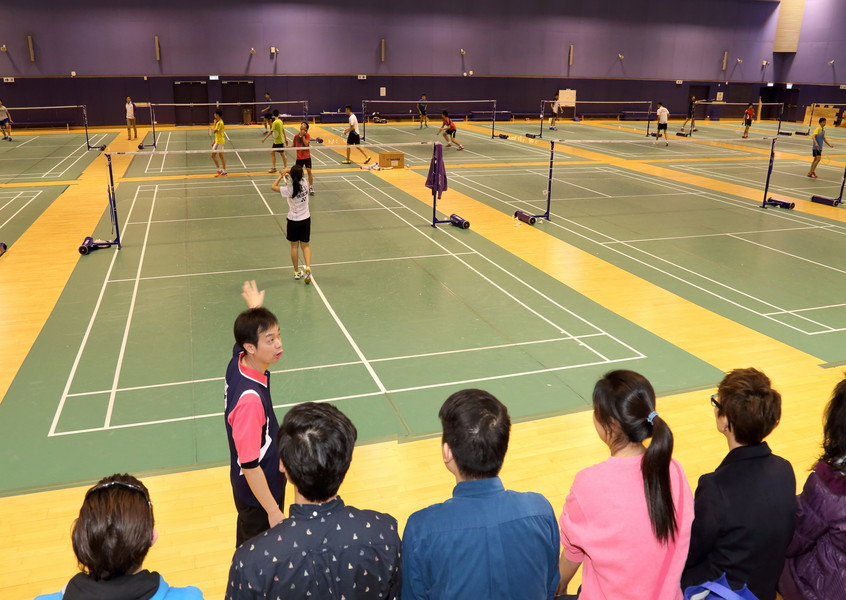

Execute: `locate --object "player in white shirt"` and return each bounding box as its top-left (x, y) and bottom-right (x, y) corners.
top-left (655, 102), bottom-right (670, 146)
top-left (341, 105), bottom-right (371, 165)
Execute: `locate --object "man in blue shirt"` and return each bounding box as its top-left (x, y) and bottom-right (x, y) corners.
top-left (808, 117), bottom-right (834, 178)
top-left (401, 389), bottom-right (561, 600)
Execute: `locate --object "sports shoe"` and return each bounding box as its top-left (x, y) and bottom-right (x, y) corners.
top-left (341, 160), bottom-right (352, 164)
top-left (220, 170), bottom-right (228, 176)
top-left (364, 157), bottom-right (371, 164)
top-left (214, 169), bottom-right (222, 177)
top-left (742, 135), bottom-right (748, 139)
top-left (680, 128), bottom-right (685, 133)
top-left (665, 142), bottom-right (669, 146)
top-left (268, 168), bottom-right (277, 173)
top-left (549, 126), bottom-right (558, 130)
top-left (293, 270), bottom-right (304, 280)
top-left (309, 189), bottom-right (315, 196)
top-left (457, 145), bottom-right (465, 151)
top-left (304, 266), bottom-right (312, 284)
top-left (425, 124), bottom-right (429, 128)
top-left (446, 143), bottom-right (452, 147)
top-left (808, 172), bottom-right (818, 178)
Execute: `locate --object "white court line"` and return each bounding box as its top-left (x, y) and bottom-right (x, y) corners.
top-left (224, 131), bottom-right (249, 170)
top-left (48, 186), bottom-right (144, 437)
top-left (474, 165), bottom-right (844, 336)
top-left (53, 170), bottom-right (645, 436)
top-left (38, 133), bottom-right (108, 179)
top-left (102, 184), bottom-right (160, 428)
top-left (51, 354), bottom-right (640, 436)
top-left (345, 175), bottom-right (644, 362)
top-left (65, 334), bottom-right (603, 400)
top-left (604, 224), bottom-right (832, 245)
top-left (309, 277), bottom-right (387, 393)
top-left (107, 251), bottom-right (477, 283)
top-left (0, 191), bottom-right (35, 229)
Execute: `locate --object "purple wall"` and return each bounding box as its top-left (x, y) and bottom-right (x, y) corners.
top-left (3, 0), bottom-right (783, 81)
top-left (1, 0), bottom-right (843, 125)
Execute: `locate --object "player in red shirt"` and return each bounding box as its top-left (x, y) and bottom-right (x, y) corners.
top-left (292, 121), bottom-right (314, 195)
top-left (438, 110), bottom-right (464, 151)
top-left (742, 103), bottom-right (755, 138)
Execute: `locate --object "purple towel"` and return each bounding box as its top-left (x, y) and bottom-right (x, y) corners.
top-left (425, 143), bottom-right (448, 199)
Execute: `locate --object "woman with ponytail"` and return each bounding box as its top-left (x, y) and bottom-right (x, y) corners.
top-left (681, 368), bottom-right (796, 600)
top-left (557, 370), bottom-right (693, 599)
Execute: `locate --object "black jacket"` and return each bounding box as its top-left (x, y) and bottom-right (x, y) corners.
top-left (682, 442), bottom-right (796, 600)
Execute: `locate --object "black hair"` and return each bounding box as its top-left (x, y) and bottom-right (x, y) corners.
top-left (439, 389), bottom-right (510, 479)
top-left (72, 474), bottom-right (154, 581)
top-left (290, 164), bottom-right (304, 198)
top-left (593, 370), bottom-right (677, 544)
top-left (819, 117), bottom-right (827, 124)
top-left (345, 105), bottom-right (352, 111)
top-left (300, 121), bottom-right (309, 130)
top-left (214, 109), bottom-right (223, 118)
top-left (715, 368), bottom-right (781, 445)
top-left (234, 307), bottom-right (278, 350)
top-left (820, 376), bottom-right (846, 472)
top-left (442, 110), bottom-right (449, 117)
top-left (277, 402), bottom-right (357, 502)
top-left (272, 109), bottom-right (279, 117)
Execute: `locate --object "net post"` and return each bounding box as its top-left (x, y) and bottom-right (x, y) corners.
top-left (303, 100), bottom-right (309, 125)
top-left (82, 105), bottom-right (93, 150)
top-left (776, 102), bottom-right (784, 135)
top-left (150, 105), bottom-right (157, 149)
top-left (645, 101), bottom-right (653, 137)
top-left (760, 137), bottom-right (778, 208)
top-left (362, 100), bottom-right (367, 141)
top-left (538, 99), bottom-right (545, 139)
top-left (544, 140), bottom-right (554, 221)
top-left (491, 99), bottom-right (496, 139)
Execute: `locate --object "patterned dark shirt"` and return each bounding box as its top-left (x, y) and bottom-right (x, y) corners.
top-left (226, 496), bottom-right (401, 600)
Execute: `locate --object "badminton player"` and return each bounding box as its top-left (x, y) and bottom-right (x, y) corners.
top-left (439, 110), bottom-right (464, 150)
top-left (550, 92), bottom-right (560, 131)
top-left (655, 102), bottom-right (670, 146)
top-left (292, 121), bottom-right (314, 195)
top-left (261, 110), bottom-right (288, 173)
top-left (272, 166), bottom-right (313, 283)
top-left (418, 93), bottom-right (429, 129)
top-left (341, 105), bottom-right (370, 165)
top-left (211, 110), bottom-right (227, 177)
top-left (680, 95), bottom-right (696, 133)
top-left (809, 117), bottom-right (833, 178)
top-left (742, 103), bottom-right (754, 138)
top-left (0, 99), bottom-right (13, 141)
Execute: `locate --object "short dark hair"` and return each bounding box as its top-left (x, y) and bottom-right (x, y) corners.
top-left (442, 110), bottom-right (449, 116)
top-left (716, 368), bottom-right (781, 445)
top-left (819, 117), bottom-right (827, 124)
top-left (345, 105), bottom-right (352, 111)
top-left (215, 109), bottom-right (223, 117)
top-left (72, 474), bottom-right (154, 581)
top-left (821, 375), bottom-right (846, 471)
top-left (234, 307), bottom-right (278, 350)
top-left (300, 121), bottom-right (309, 130)
top-left (439, 389), bottom-right (510, 479)
top-left (272, 109), bottom-right (279, 117)
top-left (277, 402), bottom-right (357, 502)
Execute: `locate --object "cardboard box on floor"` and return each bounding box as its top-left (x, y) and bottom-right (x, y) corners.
top-left (378, 151), bottom-right (404, 168)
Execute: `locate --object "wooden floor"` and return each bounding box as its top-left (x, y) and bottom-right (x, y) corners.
top-left (1, 122), bottom-right (843, 599)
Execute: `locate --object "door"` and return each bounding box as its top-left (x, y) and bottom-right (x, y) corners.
top-left (222, 80), bottom-right (256, 124)
top-left (173, 81), bottom-right (210, 125)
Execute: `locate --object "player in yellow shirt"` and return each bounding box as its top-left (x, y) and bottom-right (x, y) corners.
top-left (261, 110), bottom-right (288, 173)
top-left (211, 109), bottom-right (227, 177)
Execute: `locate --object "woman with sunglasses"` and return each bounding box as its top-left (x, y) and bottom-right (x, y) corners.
top-left (682, 368), bottom-right (796, 600)
top-left (779, 377), bottom-right (846, 600)
top-left (36, 473), bottom-right (203, 600)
